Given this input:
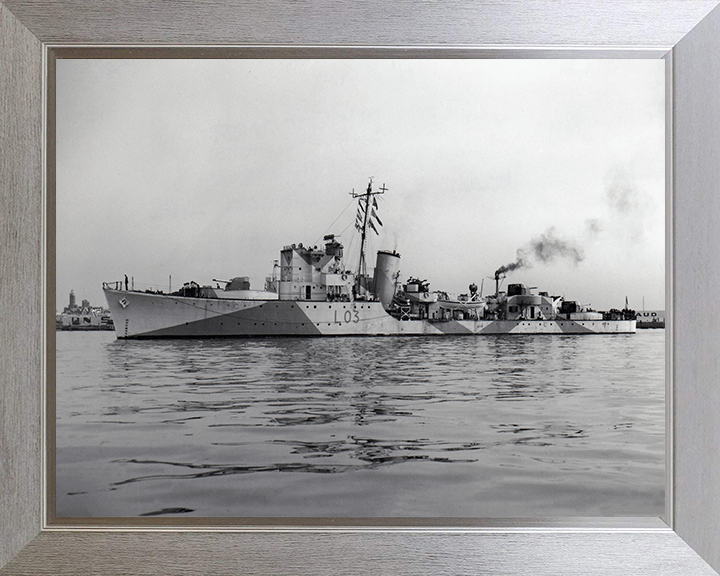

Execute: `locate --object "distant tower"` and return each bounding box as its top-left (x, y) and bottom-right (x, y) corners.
top-left (69, 290), bottom-right (76, 309)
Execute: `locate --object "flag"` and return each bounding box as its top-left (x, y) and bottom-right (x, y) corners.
top-left (371, 208), bottom-right (383, 227)
top-left (357, 200), bottom-right (366, 214)
top-left (372, 197), bottom-right (378, 209)
top-left (369, 219), bottom-right (379, 235)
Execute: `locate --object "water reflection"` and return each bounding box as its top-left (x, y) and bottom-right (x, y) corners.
top-left (489, 423), bottom-right (589, 447)
top-left (56, 331), bottom-right (666, 517)
top-left (110, 435), bottom-right (483, 487)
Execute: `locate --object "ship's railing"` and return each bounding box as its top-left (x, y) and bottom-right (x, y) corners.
top-left (102, 280), bottom-right (171, 294)
top-left (102, 279), bottom-right (225, 299)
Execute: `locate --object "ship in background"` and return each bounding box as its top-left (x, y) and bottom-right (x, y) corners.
top-left (103, 180), bottom-right (636, 339)
top-left (636, 310), bottom-right (665, 328)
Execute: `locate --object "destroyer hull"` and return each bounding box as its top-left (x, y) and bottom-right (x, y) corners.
top-left (104, 289), bottom-right (635, 338)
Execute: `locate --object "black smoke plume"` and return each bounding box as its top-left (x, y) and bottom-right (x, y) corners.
top-left (495, 228), bottom-right (584, 279)
top-left (531, 228), bottom-right (584, 264)
top-left (495, 249), bottom-right (529, 279)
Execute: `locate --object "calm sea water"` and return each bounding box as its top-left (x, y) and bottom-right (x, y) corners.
top-left (55, 330), bottom-right (665, 518)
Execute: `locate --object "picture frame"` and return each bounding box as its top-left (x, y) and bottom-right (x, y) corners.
top-left (2, 1), bottom-right (720, 574)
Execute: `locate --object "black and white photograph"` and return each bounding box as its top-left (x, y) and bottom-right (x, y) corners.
top-left (55, 58), bottom-right (665, 519)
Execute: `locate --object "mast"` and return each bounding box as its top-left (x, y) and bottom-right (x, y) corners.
top-left (351, 178), bottom-right (386, 294)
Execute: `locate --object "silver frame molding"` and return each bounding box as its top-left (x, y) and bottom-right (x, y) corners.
top-left (2, 2), bottom-right (720, 574)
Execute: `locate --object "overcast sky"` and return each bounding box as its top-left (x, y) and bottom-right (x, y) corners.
top-left (56, 59), bottom-right (664, 313)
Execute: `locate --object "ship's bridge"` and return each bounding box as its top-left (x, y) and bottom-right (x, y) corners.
top-left (277, 236), bottom-right (354, 301)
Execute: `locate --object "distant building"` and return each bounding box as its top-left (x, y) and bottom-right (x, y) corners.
top-left (636, 310), bottom-right (665, 328)
top-left (56, 291), bottom-right (114, 331)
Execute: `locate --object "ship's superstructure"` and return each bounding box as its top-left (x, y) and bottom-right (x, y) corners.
top-left (278, 236), bottom-right (354, 302)
top-left (103, 180), bottom-right (636, 338)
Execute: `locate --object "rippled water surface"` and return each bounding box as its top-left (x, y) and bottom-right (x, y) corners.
top-left (56, 331), bottom-right (665, 518)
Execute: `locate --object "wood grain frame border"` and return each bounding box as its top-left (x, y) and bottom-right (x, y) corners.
top-left (2, 2), bottom-right (720, 574)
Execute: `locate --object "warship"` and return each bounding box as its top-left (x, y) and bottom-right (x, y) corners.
top-left (103, 180), bottom-right (636, 339)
